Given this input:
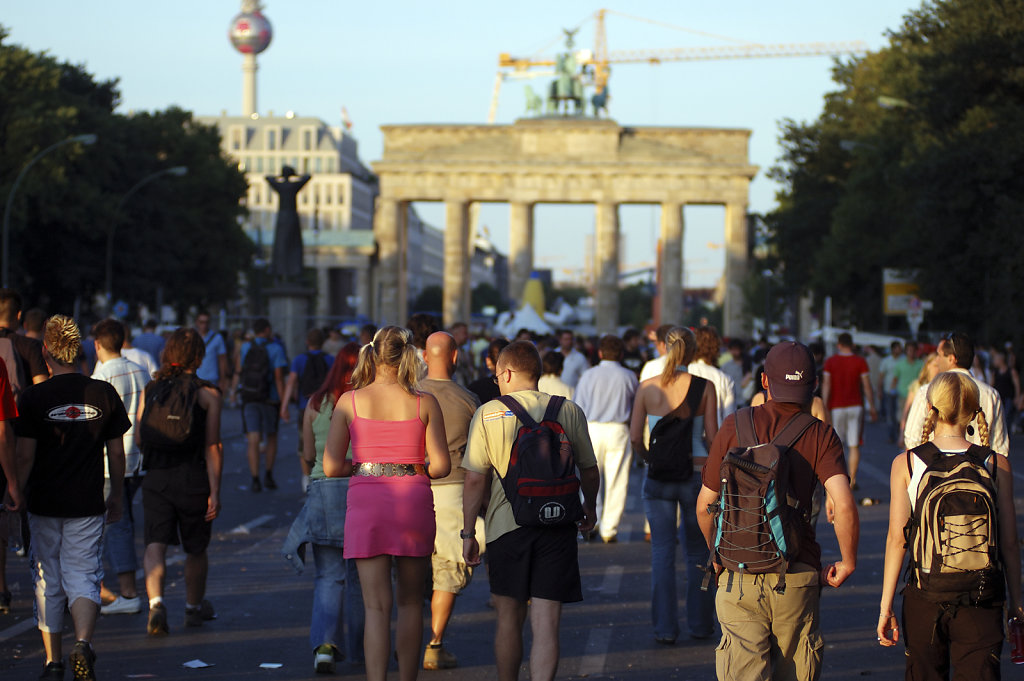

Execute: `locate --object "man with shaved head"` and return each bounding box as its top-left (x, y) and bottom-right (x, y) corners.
top-left (418, 331), bottom-right (482, 670)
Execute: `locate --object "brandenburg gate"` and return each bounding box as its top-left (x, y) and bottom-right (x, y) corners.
top-left (372, 118), bottom-right (757, 337)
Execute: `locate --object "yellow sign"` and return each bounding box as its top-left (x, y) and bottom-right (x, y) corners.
top-left (882, 269), bottom-right (920, 315)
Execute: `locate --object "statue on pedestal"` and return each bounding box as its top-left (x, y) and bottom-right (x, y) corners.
top-left (266, 165), bottom-right (311, 283)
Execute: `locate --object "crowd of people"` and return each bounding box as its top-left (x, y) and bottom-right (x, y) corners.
top-left (0, 292), bottom-right (1022, 681)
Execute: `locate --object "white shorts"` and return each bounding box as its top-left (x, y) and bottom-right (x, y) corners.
top-left (430, 483), bottom-right (485, 594)
top-left (29, 514), bottom-right (104, 633)
top-left (831, 405), bottom-right (863, 447)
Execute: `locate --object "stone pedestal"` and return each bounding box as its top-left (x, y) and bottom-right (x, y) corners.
top-left (267, 284), bottom-right (314, 360)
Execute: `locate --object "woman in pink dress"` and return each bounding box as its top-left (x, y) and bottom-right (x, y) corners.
top-left (324, 326), bottom-right (450, 681)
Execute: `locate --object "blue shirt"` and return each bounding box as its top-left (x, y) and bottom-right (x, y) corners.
top-left (240, 337), bottom-right (289, 402)
top-left (197, 331), bottom-right (227, 382)
top-left (290, 350), bottom-right (335, 408)
top-left (574, 360), bottom-right (638, 424)
top-left (133, 332), bottom-right (165, 365)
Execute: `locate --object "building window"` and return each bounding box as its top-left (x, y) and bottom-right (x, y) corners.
top-left (337, 184), bottom-right (345, 204)
top-left (302, 158), bottom-right (310, 174)
top-left (267, 129), bottom-right (276, 150)
top-left (327, 158), bottom-right (335, 173)
top-left (324, 187), bottom-right (332, 205)
top-left (303, 129), bottom-right (312, 151)
top-left (256, 157), bottom-right (264, 172)
top-left (231, 128), bottom-right (242, 150)
top-left (315, 157), bottom-right (322, 173)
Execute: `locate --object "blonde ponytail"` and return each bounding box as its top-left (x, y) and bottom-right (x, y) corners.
top-left (660, 326), bottom-right (695, 386)
top-left (351, 342), bottom-right (377, 389)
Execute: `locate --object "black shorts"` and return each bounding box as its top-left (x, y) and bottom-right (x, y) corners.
top-left (487, 525), bottom-right (582, 603)
top-left (142, 464), bottom-right (212, 555)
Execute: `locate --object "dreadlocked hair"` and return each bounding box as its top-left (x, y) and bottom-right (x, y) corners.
top-left (44, 315), bottom-right (81, 366)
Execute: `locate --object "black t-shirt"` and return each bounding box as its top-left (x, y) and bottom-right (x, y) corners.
top-left (15, 373), bottom-right (131, 517)
top-left (0, 327), bottom-right (47, 384)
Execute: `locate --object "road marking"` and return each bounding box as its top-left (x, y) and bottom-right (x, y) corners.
top-left (0, 616), bottom-right (35, 642)
top-left (578, 627), bottom-right (611, 677)
top-left (856, 460), bottom-right (890, 485)
top-left (229, 514), bottom-right (275, 535)
top-left (597, 564), bottom-right (624, 595)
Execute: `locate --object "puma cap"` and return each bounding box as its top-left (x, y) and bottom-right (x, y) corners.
top-left (764, 341), bottom-right (816, 404)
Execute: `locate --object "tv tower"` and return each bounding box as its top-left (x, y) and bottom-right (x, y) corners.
top-left (228, 1), bottom-right (272, 117)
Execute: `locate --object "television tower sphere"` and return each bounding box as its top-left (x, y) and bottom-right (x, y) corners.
top-left (229, 11), bottom-right (272, 55)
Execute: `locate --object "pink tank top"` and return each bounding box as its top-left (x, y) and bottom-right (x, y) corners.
top-left (349, 391), bottom-right (427, 464)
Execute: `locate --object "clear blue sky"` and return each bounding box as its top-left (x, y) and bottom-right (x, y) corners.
top-left (3, 1), bottom-right (919, 287)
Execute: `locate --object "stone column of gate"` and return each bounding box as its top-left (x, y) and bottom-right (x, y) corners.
top-left (659, 202), bottom-right (684, 326)
top-left (724, 201), bottom-right (750, 338)
top-left (374, 197), bottom-right (406, 325)
top-left (594, 201), bottom-right (620, 335)
top-left (508, 201), bottom-right (534, 308)
top-left (443, 199), bottom-right (471, 327)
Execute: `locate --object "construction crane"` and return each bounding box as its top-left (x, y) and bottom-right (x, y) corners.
top-left (487, 9), bottom-right (869, 123)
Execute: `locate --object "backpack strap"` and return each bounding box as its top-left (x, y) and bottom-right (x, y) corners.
top-left (770, 411), bottom-right (819, 450)
top-left (541, 394), bottom-right (565, 424)
top-left (497, 395), bottom-right (538, 429)
top-left (734, 407), bottom-right (758, 448)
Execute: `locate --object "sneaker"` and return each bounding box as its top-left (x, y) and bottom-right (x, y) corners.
top-left (251, 476), bottom-right (262, 492)
top-left (69, 640), bottom-right (96, 681)
top-left (185, 599), bottom-right (216, 627)
top-left (100, 595), bottom-right (141, 615)
top-left (0, 589), bottom-right (10, 614)
top-left (147, 602), bottom-right (168, 636)
top-left (38, 661), bottom-right (64, 681)
top-left (422, 643), bottom-right (458, 670)
top-left (314, 644), bottom-right (338, 674)
top-left (263, 471), bottom-right (277, 490)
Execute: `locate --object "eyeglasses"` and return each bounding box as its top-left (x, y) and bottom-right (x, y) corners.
top-left (492, 367), bottom-right (515, 385)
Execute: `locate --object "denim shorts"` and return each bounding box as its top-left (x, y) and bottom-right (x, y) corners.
top-left (242, 401), bottom-right (280, 435)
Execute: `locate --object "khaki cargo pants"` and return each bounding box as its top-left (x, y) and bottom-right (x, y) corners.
top-left (714, 564), bottom-right (824, 681)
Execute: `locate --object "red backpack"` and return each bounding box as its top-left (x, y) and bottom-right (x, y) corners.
top-left (496, 395), bottom-right (583, 527)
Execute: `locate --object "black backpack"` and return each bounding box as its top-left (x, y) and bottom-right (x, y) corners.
top-left (298, 351), bottom-right (329, 399)
top-left (140, 375), bottom-right (202, 450)
top-left (902, 442), bottom-right (1003, 605)
top-left (496, 395), bottom-right (584, 527)
top-left (238, 340), bottom-right (271, 403)
top-left (704, 408), bottom-right (818, 594)
top-left (647, 375), bottom-right (707, 482)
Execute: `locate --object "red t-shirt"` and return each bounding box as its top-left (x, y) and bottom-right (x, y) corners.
top-left (823, 353), bottom-right (869, 409)
top-left (0, 360), bottom-right (17, 420)
top-left (703, 401), bottom-right (847, 570)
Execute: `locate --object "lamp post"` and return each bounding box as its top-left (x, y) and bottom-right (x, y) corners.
top-left (2, 133), bottom-right (98, 288)
top-left (105, 166), bottom-right (188, 306)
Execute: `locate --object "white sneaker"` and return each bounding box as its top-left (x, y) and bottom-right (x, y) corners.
top-left (101, 595), bottom-right (141, 615)
top-left (314, 644), bottom-right (337, 674)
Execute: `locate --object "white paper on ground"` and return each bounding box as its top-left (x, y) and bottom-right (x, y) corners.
top-left (183, 659), bottom-right (214, 669)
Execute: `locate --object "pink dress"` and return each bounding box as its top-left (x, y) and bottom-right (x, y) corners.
top-left (343, 392), bottom-right (436, 558)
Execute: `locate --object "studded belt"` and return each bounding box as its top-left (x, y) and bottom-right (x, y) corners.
top-left (354, 462), bottom-right (426, 478)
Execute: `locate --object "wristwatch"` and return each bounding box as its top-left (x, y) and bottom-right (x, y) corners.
top-left (460, 529), bottom-right (476, 539)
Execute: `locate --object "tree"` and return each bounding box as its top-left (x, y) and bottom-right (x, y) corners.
top-left (411, 285), bottom-right (443, 314)
top-left (471, 282), bottom-right (507, 314)
top-left (765, 0), bottom-right (1024, 340)
top-left (618, 282), bottom-right (653, 330)
top-left (0, 27), bottom-right (250, 315)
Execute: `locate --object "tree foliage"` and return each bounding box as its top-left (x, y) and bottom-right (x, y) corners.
top-left (765, 0), bottom-right (1024, 340)
top-left (0, 27), bottom-right (251, 316)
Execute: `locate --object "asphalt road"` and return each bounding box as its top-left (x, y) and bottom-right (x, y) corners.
top-left (1, 406), bottom-right (1022, 680)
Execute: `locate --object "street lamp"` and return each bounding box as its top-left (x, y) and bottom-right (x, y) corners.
top-left (105, 166), bottom-right (188, 306)
top-left (2, 133), bottom-right (98, 287)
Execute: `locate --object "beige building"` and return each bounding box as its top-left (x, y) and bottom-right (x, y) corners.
top-left (199, 111), bottom-right (447, 322)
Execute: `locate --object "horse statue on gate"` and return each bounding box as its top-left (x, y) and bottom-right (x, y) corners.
top-left (547, 51), bottom-right (584, 115)
top-left (591, 85), bottom-right (610, 118)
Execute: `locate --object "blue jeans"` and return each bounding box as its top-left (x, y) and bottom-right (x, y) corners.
top-left (310, 543), bottom-right (365, 662)
top-left (642, 475), bottom-right (715, 641)
top-left (102, 476), bottom-right (141, 575)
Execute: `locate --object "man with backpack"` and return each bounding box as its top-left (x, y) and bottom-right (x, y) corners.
top-left (279, 328), bottom-right (333, 491)
top-left (462, 340), bottom-right (599, 681)
top-left (696, 341), bottom-right (859, 681)
top-left (237, 318), bottom-right (288, 492)
top-left (0, 287), bottom-right (47, 617)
